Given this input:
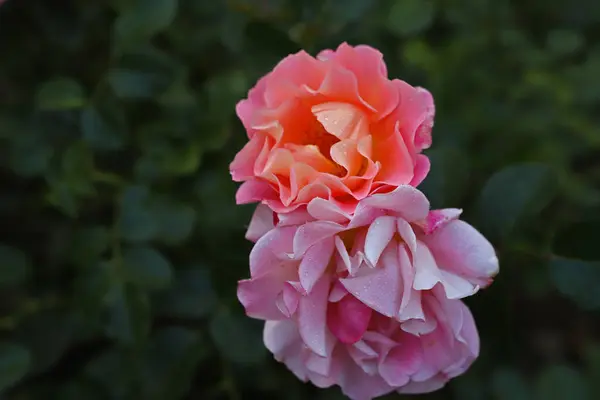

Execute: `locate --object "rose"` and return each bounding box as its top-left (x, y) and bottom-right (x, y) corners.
top-left (264, 288), bottom-right (479, 400)
top-left (230, 43), bottom-right (434, 214)
top-left (237, 186), bottom-right (498, 348)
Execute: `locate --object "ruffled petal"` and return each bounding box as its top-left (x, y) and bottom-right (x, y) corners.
top-left (245, 204), bottom-right (275, 242)
top-left (249, 226), bottom-right (296, 276)
top-left (423, 220), bottom-right (499, 286)
top-left (327, 293), bottom-right (373, 344)
top-left (341, 244), bottom-right (401, 318)
top-left (417, 208), bottom-right (462, 235)
top-left (299, 237), bottom-right (336, 293)
top-left (293, 221), bottom-right (344, 257)
top-left (364, 215), bottom-right (397, 266)
top-left (238, 276), bottom-right (286, 320)
top-left (297, 276), bottom-right (334, 357)
top-left (359, 185), bottom-right (430, 221)
top-left (413, 241), bottom-right (477, 299)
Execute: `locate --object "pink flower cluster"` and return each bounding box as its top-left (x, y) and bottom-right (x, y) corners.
top-left (230, 43), bottom-right (498, 400)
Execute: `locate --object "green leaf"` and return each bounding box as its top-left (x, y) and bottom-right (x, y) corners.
top-left (320, 0), bottom-right (375, 34)
top-left (475, 163), bottom-right (558, 241)
top-left (73, 260), bottom-right (113, 316)
top-left (109, 0), bottom-right (136, 13)
top-left (142, 327), bottom-right (208, 400)
top-left (204, 70), bottom-right (248, 118)
top-left (36, 78), bottom-right (85, 110)
top-left (84, 349), bottom-right (132, 398)
top-left (44, 142), bottom-right (96, 217)
top-left (535, 365), bottom-right (591, 400)
top-left (158, 76), bottom-right (196, 107)
top-left (162, 142), bottom-right (202, 175)
top-left (419, 147), bottom-right (470, 209)
top-left (58, 381), bottom-right (106, 400)
top-left (105, 285), bottom-right (151, 346)
top-left (122, 246), bottom-right (173, 290)
top-left (107, 46), bottom-right (179, 100)
top-left (69, 226), bottom-right (111, 267)
top-left (16, 312), bottom-right (76, 374)
top-left (546, 30), bottom-right (584, 56)
top-left (387, 0), bottom-right (435, 37)
top-left (153, 199), bottom-right (197, 244)
top-left (552, 219), bottom-right (600, 261)
top-left (81, 107), bottom-right (124, 151)
top-left (81, 83), bottom-right (128, 151)
top-left (135, 140), bottom-right (203, 179)
top-left (492, 368), bottom-right (532, 400)
top-left (157, 267), bottom-right (217, 318)
top-left (219, 10), bottom-right (247, 54)
top-left (199, 69), bottom-right (248, 151)
top-left (0, 343), bottom-right (31, 392)
top-left (60, 141), bottom-right (96, 196)
top-left (244, 22), bottom-right (301, 66)
top-left (548, 257), bottom-right (600, 310)
top-left (44, 175), bottom-right (80, 218)
top-left (119, 185), bottom-right (159, 242)
top-left (329, 0), bottom-right (374, 24)
top-left (402, 39), bottom-right (437, 72)
top-left (114, 0), bottom-right (178, 50)
top-left (585, 344), bottom-right (600, 397)
top-left (210, 310), bottom-right (266, 366)
top-left (452, 372), bottom-right (488, 400)
top-left (133, 108), bottom-right (204, 179)
top-left (0, 244), bottom-right (30, 286)
top-left (108, 69), bottom-right (164, 99)
top-left (194, 170), bottom-right (251, 235)
top-left (8, 132), bottom-right (54, 178)
top-left (522, 261), bottom-right (553, 299)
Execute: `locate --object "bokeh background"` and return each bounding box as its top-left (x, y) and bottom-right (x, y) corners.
top-left (1, 0), bottom-right (600, 399)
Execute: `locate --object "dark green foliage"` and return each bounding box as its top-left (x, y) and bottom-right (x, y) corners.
top-left (0, 0), bottom-right (599, 399)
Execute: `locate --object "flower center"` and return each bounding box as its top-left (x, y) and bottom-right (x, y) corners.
top-left (300, 120), bottom-right (340, 162)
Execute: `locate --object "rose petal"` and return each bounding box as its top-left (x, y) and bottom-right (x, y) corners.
top-left (341, 244), bottom-right (401, 317)
top-left (312, 102), bottom-right (370, 142)
top-left (238, 275), bottom-right (286, 320)
top-left (417, 208), bottom-right (463, 235)
top-left (307, 197), bottom-right (351, 224)
top-left (299, 237), bottom-right (335, 293)
top-left (379, 334), bottom-right (423, 387)
top-left (413, 241), bottom-right (445, 292)
top-left (264, 319), bottom-right (299, 355)
top-left (327, 293), bottom-right (373, 344)
top-left (230, 134), bottom-right (265, 181)
top-left (293, 221), bottom-right (344, 257)
top-left (409, 154), bottom-right (431, 186)
top-left (364, 215), bottom-right (397, 266)
top-left (329, 279), bottom-right (348, 302)
top-left (397, 376), bottom-right (447, 394)
top-left (276, 282), bottom-right (301, 317)
top-left (249, 226), bottom-right (296, 276)
top-left (334, 236), bottom-right (352, 275)
top-left (298, 276), bottom-right (333, 357)
top-left (245, 204), bottom-right (275, 242)
top-left (397, 243), bottom-right (425, 321)
top-left (235, 180), bottom-right (277, 205)
top-left (396, 218), bottom-right (417, 255)
top-left (360, 185), bottom-right (430, 221)
top-left (423, 220), bottom-right (499, 285)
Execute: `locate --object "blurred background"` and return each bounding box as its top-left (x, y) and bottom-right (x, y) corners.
top-left (1, 0), bottom-right (599, 399)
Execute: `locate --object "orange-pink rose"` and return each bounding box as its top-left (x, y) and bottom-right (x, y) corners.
top-left (230, 43), bottom-right (435, 214)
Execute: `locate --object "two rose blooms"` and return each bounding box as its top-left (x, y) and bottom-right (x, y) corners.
top-left (229, 43), bottom-right (499, 400)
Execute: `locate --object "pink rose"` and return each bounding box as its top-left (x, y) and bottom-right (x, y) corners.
top-left (230, 43), bottom-right (434, 214)
top-left (237, 185), bottom-right (498, 342)
top-left (264, 287), bottom-right (479, 400)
